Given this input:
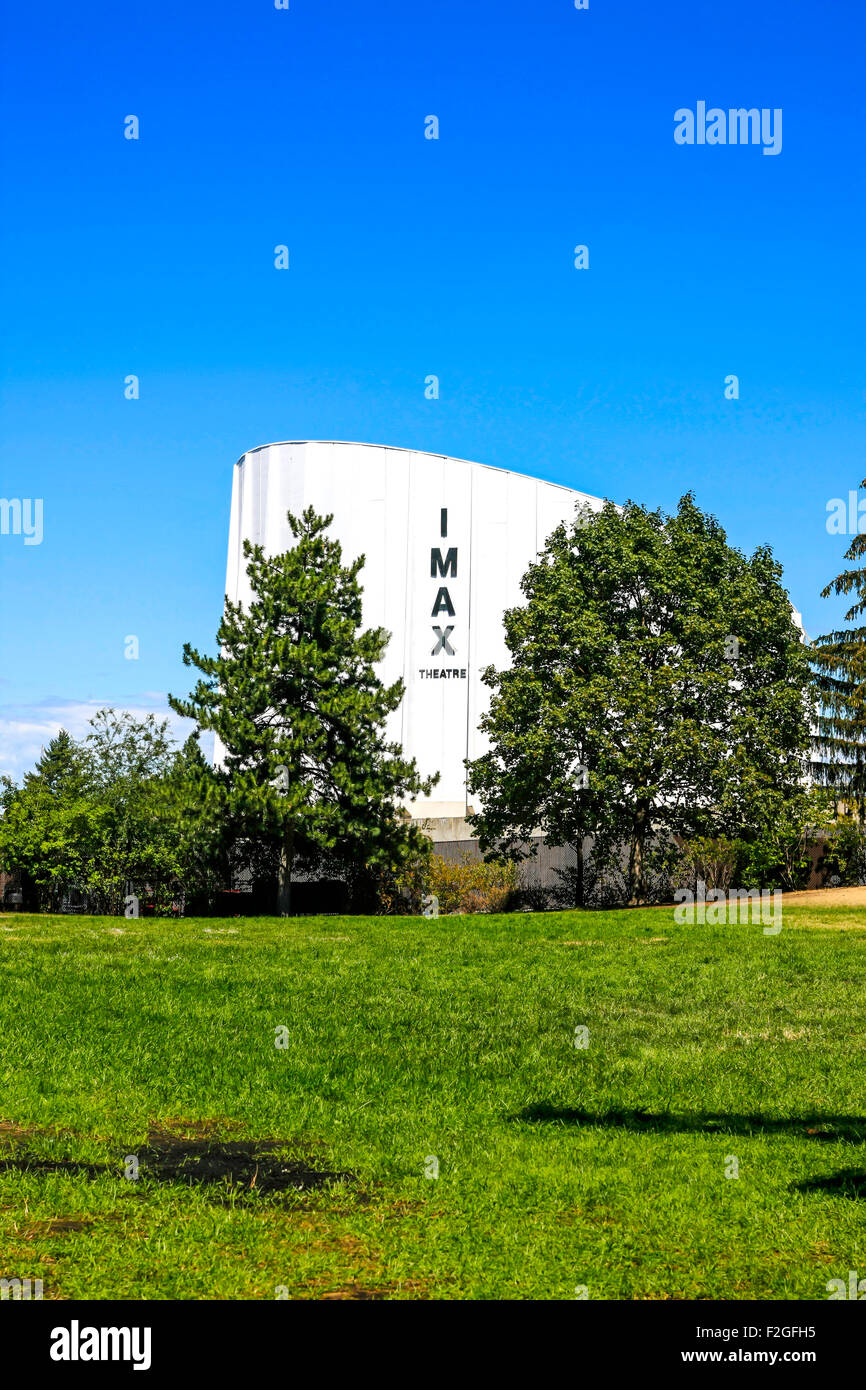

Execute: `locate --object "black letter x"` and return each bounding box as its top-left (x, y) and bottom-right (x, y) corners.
top-left (432, 626), bottom-right (455, 656)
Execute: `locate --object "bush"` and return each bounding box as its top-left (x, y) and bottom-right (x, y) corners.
top-left (734, 790), bottom-right (835, 892)
top-left (430, 853), bottom-right (520, 914)
top-left (372, 846), bottom-right (432, 915)
top-left (819, 817), bottom-right (866, 887)
top-left (381, 849), bottom-right (520, 915)
top-left (676, 837), bottom-right (742, 893)
top-left (509, 882), bottom-right (552, 913)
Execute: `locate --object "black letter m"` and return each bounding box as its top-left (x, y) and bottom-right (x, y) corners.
top-left (431, 547), bottom-right (457, 579)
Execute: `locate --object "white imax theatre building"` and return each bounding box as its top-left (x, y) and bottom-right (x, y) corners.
top-left (225, 440), bottom-right (605, 860)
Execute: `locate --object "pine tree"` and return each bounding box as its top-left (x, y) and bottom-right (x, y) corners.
top-left (160, 732), bottom-right (228, 911)
top-left (811, 485), bottom-right (866, 814)
top-left (24, 729), bottom-right (89, 796)
top-left (169, 507), bottom-right (435, 913)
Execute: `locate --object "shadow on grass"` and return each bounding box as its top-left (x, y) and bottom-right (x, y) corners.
top-left (514, 1104), bottom-right (866, 1143)
top-left (793, 1170), bottom-right (866, 1199)
top-left (0, 1156), bottom-right (109, 1180)
top-left (0, 1129), bottom-right (356, 1199)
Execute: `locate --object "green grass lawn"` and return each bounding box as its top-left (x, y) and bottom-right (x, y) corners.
top-left (0, 904), bottom-right (864, 1300)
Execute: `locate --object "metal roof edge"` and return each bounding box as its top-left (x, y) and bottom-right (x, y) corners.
top-left (233, 440), bottom-right (609, 503)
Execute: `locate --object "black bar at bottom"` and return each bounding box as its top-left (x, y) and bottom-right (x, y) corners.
top-left (0, 1298), bottom-right (858, 1376)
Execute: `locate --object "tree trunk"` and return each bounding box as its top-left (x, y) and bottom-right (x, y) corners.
top-left (277, 827), bottom-right (294, 916)
top-left (627, 806), bottom-right (649, 907)
top-left (575, 837), bottom-right (585, 909)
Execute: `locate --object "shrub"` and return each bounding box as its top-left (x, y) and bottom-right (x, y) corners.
top-left (819, 817), bottom-right (866, 887)
top-left (382, 850), bottom-right (520, 915)
top-left (429, 853), bottom-right (520, 914)
top-left (509, 882), bottom-right (552, 913)
top-left (676, 837), bottom-right (742, 893)
top-left (373, 846), bottom-right (432, 915)
top-left (736, 789), bottom-right (835, 892)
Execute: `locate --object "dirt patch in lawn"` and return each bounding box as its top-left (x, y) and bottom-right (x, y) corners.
top-left (140, 1126), bottom-right (356, 1195)
top-left (0, 1120), bottom-right (65, 1142)
top-left (318, 1285), bottom-right (388, 1300)
top-left (781, 886), bottom-right (866, 908)
top-left (0, 1118), bottom-right (357, 1200)
top-left (308, 1275), bottom-right (431, 1301)
top-left (22, 1217), bottom-right (94, 1236)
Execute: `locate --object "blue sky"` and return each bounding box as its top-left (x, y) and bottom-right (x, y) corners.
top-left (1, 0), bottom-right (864, 779)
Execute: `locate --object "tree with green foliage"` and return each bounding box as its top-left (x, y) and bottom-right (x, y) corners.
top-left (22, 727), bottom-right (90, 797)
top-left (0, 729), bottom-right (97, 909)
top-left (811, 481), bottom-right (866, 814)
top-left (77, 711), bottom-right (183, 911)
top-left (0, 714), bottom-right (217, 914)
top-left (467, 494), bottom-right (814, 906)
top-left (159, 730), bottom-right (229, 910)
top-left (820, 811), bottom-right (866, 886)
top-left (170, 507), bottom-right (435, 914)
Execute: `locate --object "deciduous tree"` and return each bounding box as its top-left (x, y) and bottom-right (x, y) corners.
top-left (467, 495), bottom-right (813, 905)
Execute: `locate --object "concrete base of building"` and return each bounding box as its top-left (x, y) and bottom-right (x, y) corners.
top-left (412, 815), bottom-right (479, 843)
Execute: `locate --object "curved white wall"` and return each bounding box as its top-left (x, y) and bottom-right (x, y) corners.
top-left (221, 441), bottom-right (606, 818)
